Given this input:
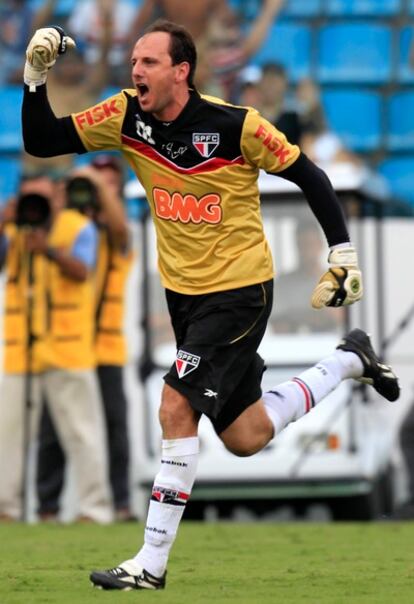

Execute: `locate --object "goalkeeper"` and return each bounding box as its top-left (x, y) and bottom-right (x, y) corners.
top-left (22, 22), bottom-right (399, 591)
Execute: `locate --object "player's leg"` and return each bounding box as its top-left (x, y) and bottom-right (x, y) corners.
top-left (89, 282), bottom-right (273, 590)
top-left (220, 329), bottom-right (399, 456)
top-left (90, 383), bottom-right (199, 591)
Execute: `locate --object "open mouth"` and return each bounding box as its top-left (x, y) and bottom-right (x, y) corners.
top-left (137, 83), bottom-right (149, 99)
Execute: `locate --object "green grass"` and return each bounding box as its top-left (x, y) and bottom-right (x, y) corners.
top-left (1, 521), bottom-right (414, 603)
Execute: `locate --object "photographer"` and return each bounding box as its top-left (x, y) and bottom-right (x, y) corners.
top-left (36, 157), bottom-right (135, 522)
top-left (0, 173), bottom-right (112, 523)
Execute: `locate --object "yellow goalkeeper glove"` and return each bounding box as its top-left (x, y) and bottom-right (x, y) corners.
top-left (24, 26), bottom-right (76, 92)
top-left (311, 245), bottom-right (363, 309)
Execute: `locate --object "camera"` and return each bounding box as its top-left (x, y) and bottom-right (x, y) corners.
top-left (66, 176), bottom-right (100, 213)
top-left (16, 193), bottom-right (51, 228)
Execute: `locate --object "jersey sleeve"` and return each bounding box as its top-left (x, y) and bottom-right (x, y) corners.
top-left (71, 91), bottom-right (128, 152)
top-left (240, 107), bottom-right (300, 173)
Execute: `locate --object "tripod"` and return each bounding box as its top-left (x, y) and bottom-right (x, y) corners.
top-left (21, 250), bottom-right (35, 523)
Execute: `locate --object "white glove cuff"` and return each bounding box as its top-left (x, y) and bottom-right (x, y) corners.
top-left (328, 245), bottom-right (358, 268)
top-left (24, 61), bottom-right (49, 92)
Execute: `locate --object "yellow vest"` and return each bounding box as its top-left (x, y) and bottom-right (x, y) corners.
top-left (41, 209), bottom-right (96, 370)
top-left (2, 225), bottom-right (48, 373)
top-left (94, 229), bottom-right (133, 365)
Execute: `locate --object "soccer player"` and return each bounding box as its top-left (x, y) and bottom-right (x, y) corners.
top-left (21, 22), bottom-right (399, 590)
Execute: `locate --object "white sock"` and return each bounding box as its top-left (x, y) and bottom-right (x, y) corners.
top-left (263, 350), bottom-right (363, 435)
top-left (134, 437), bottom-right (199, 577)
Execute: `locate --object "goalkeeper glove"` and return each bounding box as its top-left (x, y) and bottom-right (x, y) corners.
top-left (24, 26), bottom-right (76, 92)
top-left (311, 245), bottom-right (363, 309)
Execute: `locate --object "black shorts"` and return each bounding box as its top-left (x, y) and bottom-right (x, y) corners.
top-left (163, 280), bottom-right (273, 434)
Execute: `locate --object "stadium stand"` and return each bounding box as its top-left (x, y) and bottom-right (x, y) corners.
top-left (28, 0), bottom-right (77, 17)
top-left (0, 1), bottom-right (413, 209)
top-left (316, 23), bottom-right (393, 85)
top-left (378, 157), bottom-right (414, 207)
top-left (0, 86), bottom-right (23, 154)
top-left (325, 0), bottom-right (403, 17)
top-left (250, 23), bottom-right (312, 82)
top-left (0, 158), bottom-right (21, 204)
top-left (386, 91), bottom-right (414, 152)
top-left (280, 0), bottom-right (322, 18)
top-left (322, 89), bottom-right (383, 153)
top-left (397, 26), bottom-right (414, 84)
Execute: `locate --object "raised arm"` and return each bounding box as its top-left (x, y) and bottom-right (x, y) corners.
top-left (241, 0), bottom-right (285, 61)
top-left (22, 84), bottom-right (85, 157)
top-left (22, 26), bottom-right (85, 157)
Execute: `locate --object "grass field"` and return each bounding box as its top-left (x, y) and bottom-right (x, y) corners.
top-left (1, 521), bottom-right (414, 603)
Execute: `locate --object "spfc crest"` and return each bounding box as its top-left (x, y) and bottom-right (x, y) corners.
top-left (192, 133), bottom-right (220, 158)
top-left (175, 350), bottom-right (200, 378)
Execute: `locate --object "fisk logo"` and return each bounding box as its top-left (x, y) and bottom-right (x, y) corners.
top-left (192, 133), bottom-right (220, 158)
top-left (153, 187), bottom-right (222, 224)
top-left (136, 117), bottom-right (155, 144)
top-left (75, 100), bottom-right (121, 130)
top-left (254, 124), bottom-right (291, 165)
top-left (175, 350), bottom-right (200, 378)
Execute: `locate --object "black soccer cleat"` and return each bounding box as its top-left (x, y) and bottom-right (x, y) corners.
top-left (337, 328), bottom-right (400, 402)
top-left (90, 559), bottom-right (166, 591)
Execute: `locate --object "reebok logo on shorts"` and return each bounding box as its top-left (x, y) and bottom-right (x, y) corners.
top-left (175, 350), bottom-right (201, 378)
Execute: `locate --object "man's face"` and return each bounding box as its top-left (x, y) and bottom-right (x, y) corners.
top-left (131, 31), bottom-right (185, 119)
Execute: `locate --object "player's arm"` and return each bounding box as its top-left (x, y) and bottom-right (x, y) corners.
top-left (23, 27), bottom-right (125, 158)
top-left (22, 83), bottom-right (86, 157)
top-left (241, 0), bottom-right (285, 60)
top-left (22, 26), bottom-right (86, 156)
top-left (278, 153), bottom-right (362, 309)
top-left (241, 110), bottom-right (362, 309)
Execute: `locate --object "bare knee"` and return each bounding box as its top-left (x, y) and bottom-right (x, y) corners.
top-left (159, 383), bottom-right (199, 438)
top-left (220, 400), bottom-right (273, 457)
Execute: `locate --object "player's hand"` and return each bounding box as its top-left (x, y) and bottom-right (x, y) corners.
top-left (24, 26), bottom-right (76, 92)
top-left (311, 246), bottom-right (363, 309)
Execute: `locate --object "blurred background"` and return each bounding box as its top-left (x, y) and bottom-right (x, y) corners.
top-left (1, 0), bottom-right (414, 524)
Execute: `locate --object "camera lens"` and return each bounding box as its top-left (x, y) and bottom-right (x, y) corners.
top-left (66, 177), bottom-right (99, 211)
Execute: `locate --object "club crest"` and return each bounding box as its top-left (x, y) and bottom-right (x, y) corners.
top-left (192, 133), bottom-right (220, 158)
top-left (175, 350), bottom-right (200, 378)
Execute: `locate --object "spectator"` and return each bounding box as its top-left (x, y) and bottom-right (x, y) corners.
top-left (258, 62), bottom-right (304, 146)
top-left (299, 123), bottom-right (363, 169)
top-left (68, 0), bottom-right (136, 87)
top-left (239, 80), bottom-right (263, 109)
top-left (0, 174), bottom-right (112, 523)
top-left (293, 78), bottom-right (361, 167)
top-left (36, 156), bottom-right (135, 522)
top-left (196, 0), bottom-right (285, 101)
top-left (271, 220), bottom-right (343, 334)
top-left (295, 77), bottom-right (327, 135)
top-left (127, 0), bottom-right (233, 43)
top-left (0, 0), bottom-right (56, 84)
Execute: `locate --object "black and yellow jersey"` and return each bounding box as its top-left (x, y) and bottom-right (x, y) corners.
top-left (71, 89), bottom-right (300, 295)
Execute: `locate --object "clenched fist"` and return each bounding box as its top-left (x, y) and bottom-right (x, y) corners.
top-left (24, 26), bottom-right (76, 92)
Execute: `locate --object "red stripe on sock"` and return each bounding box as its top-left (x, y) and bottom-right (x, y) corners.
top-left (293, 378), bottom-right (312, 413)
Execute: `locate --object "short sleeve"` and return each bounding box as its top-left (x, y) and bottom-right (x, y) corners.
top-left (70, 222), bottom-right (98, 270)
top-left (240, 107), bottom-right (300, 174)
top-left (71, 91), bottom-right (128, 152)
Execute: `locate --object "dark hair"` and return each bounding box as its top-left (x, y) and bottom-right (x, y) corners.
top-left (144, 19), bottom-right (197, 88)
top-left (261, 62), bottom-right (287, 79)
